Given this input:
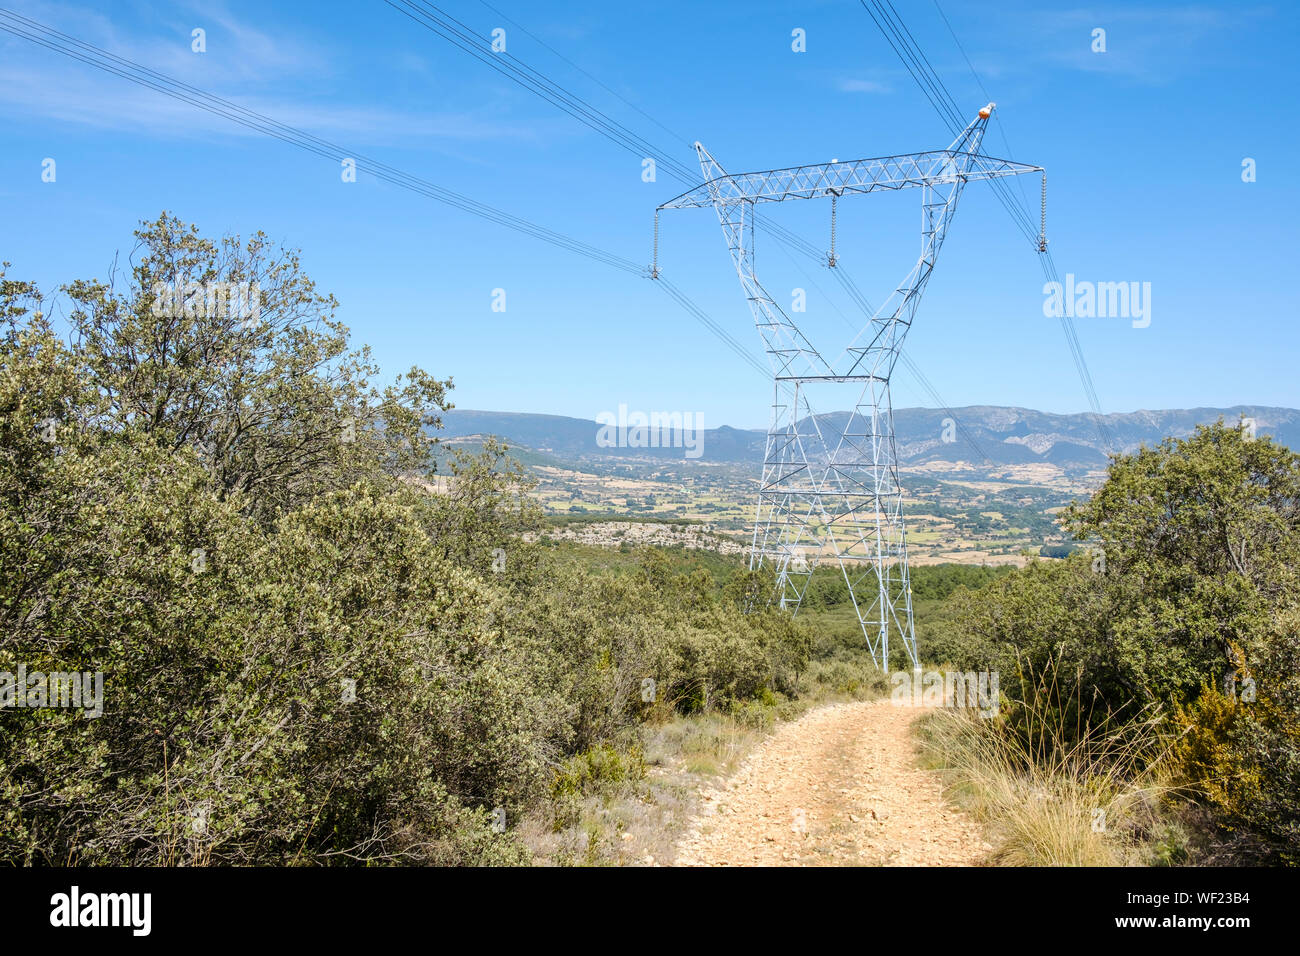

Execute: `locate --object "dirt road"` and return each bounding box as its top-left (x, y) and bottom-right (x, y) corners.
top-left (672, 698), bottom-right (989, 866)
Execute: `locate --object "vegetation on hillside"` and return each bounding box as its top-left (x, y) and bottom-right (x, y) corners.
top-left (926, 422), bottom-right (1300, 864)
top-left (0, 216), bottom-right (812, 866)
top-left (4, 215), bottom-right (1294, 867)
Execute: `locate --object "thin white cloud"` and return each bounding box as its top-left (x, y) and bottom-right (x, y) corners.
top-left (839, 78), bottom-right (891, 94)
top-left (1025, 4), bottom-right (1272, 83)
top-left (0, 0), bottom-right (557, 146)
top-left (3, 0), bottom-right (314, 79)
top-left (0, 64), bottom-right (549, 144)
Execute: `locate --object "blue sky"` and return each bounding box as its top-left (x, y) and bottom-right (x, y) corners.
top-left (1, 0), bottom-right (1296, 429)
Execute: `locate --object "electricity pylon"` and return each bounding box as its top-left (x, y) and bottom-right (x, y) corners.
top-left (655, 105), bottom-right (1043, 669)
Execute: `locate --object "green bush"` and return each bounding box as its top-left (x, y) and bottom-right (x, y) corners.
top-left (0, 222), bottom-right (814, 866)
top-left (1172, 606), bottom-right (1300, 863)
top-left (933, 422), bottom-right (1300, 862)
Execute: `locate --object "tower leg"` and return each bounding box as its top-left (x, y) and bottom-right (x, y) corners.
top-left (750, 379), bottom-right (818, 611)
top-left (816, 374), bottom-right (918, 670)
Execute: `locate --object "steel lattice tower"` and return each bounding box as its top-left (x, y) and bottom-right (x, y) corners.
top-left (656, 105), bottom-right (1042, 669)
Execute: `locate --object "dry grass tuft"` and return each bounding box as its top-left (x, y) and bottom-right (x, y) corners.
top-left (919, 658), bottom-right (1182, 866)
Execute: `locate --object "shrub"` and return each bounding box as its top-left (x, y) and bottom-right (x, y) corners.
top-left (0, 220), bottom-right (818, 866)
top-left (1172, 606), bottom-right (1300, 862)
top-left (933, 423), bottom-right (1300, 861)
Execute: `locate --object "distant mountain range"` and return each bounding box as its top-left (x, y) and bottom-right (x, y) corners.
top-left (438, 406), bottom-right (1300, 472)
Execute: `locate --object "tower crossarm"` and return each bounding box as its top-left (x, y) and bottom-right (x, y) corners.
top-left (654, 103), bottom-right (1040, 670)
top-left (658, 150), bottom-right (1040, 211)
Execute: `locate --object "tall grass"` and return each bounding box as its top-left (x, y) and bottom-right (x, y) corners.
top-left (919, 656), bottom-right (1184, 866)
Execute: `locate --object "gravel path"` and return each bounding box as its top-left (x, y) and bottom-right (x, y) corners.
top-left (673, 698), bottom-right (989, 866)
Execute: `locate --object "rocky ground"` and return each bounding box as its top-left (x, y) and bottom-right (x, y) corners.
top-left (671, 699), bottom-right (989, 866)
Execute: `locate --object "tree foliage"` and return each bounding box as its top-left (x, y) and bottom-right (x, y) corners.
top-left (935, 422), bottom-right (1300, 860)
top-left (0, 219), bottom-right (811, 865)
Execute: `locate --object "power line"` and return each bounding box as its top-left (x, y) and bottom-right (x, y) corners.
top-left (474, 0), bottom-right (693, 149)
top-left (380, 0), bottom-right (700, 186)
top-left (864, 1), bottom-right (1042, 247)
top-left (0, 9), bottom-right (641, 274)
top-left (0, 7), bottom-right (770, 378)
top-left (819, 253), bottom-right (992, 465)
top-left (857, 0), bottom-right (1114, 452)
top-left (377, 1), bottom-right (968, 395)
top-left (444, 0), bottom-right (1086, 459)
top-left (373, 1), bottom-right (779, 374)
top-left (930, 0), bottom-right (1036, 221)
top-left (380, 0), bottom-right (909, 363)
top-left (387, 0), bottom-right (1013, 413)
top-left (657, 277), bottom-right (770, 377)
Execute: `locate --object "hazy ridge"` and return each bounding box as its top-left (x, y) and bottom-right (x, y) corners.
top-left (439, 405), bottom-right (1300, 472)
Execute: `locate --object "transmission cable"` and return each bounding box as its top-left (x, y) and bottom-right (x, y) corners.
top-left (858, 0), bottom-right (1113, 451)
top-left (0, 7), bottom-right (770, 377)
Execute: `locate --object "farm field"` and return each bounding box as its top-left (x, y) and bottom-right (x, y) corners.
top-left (515, 451), bottom-right (1101, 566)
